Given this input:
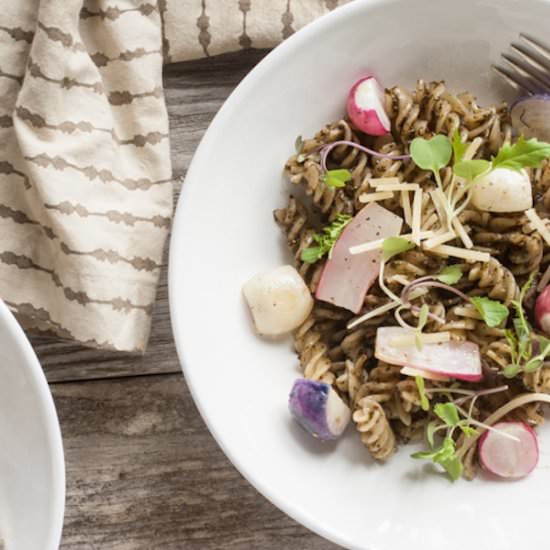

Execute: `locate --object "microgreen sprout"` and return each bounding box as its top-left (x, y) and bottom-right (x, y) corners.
top-left (300, 214), bottom-right (352, 263)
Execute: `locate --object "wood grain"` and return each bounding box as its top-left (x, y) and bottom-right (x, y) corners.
top-left (42, 49), bottom-right (337, 549)
top-left (55, 374), bottom-right (338, 549)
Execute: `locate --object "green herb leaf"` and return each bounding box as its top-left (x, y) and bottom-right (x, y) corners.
top-left (300, 214), bottom-right (352, 264)
top-left (382, 236), bottom-right (415, 261)
top-left (417, 304), bottom-right (429, 331)
top-left (415, 375), bottom-right (430, 412)
top-left (459, 424), bottom-right (477, 438)
top-left (426, 420), bottom-right (439, 447)
top-left (524, 358), bottom-right (543, 373)
top-left (453, 159), bottom-right (491, 181)
top-left (434, 402), bottom-right (460, 427)
top-left (295, 135), bottom-right (304, 154)
top-left (470, 296), bottom-right (509, 328)
top-left (452, 129), bottom-right (468, 164)
top-left (300, 246), bottom-right (323, 264)
top-left (410, 135), bottom-right (453, 174)
top-left (436, 265), bottom-right (462, 285)
top-left (492, 136), bottom-right (550, 172)
top-left (323, 169), bottom-right (352, 188)
top-left (412, 436), bottom-right (463, 481)
top-left (503, 364), bottom-right (521, 378)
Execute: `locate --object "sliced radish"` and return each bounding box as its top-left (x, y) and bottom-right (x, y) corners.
top-left (479, 421), bottom-right (539, 478)
top-left (535, 284), bottom-right (550, 335)
top-left (375, 326), bottom-right (482, 382)
top-left (346, 76), bottom-right (390, 136)
top-left (289, 379), bottom-right (351, 441)
top-left (315, 203), bottom-right (403, 313)
top-left (400, 366), bottom-right (450, 381)
top-left (511, 95), bottom-right (550, 142)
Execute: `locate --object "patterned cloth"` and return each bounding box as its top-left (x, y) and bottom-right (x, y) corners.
top-left (0, 0), bottom-right (346, 351)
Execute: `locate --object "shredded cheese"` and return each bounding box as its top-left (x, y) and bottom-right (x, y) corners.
top-left (373, 183), bottom-right (420, 192)
top-left (347, 301), bottom-right (400, 329)
top-left (411, 188), bottom-right (422, 244)
top-left (431, 244), bottom-right (490, 262)
top-left (388, 274), bottom-right (411, 286)
top-left (367, 177), bottom-right (400, 186)
top-left (464, 137), bottom-right (483, 161)
top-left (422, 231), bottom-right (455, 250)
top-left (453, 305), bottom-right (483, 320)
top-left (525, 208), bottom-right (550, 247)
top-left (452, 217), bottom-right (473, 249)
top-left (401, 191), bottom-right (412, 227)
top-left (349, 230), bottom-right (435, 255)
top-left (429, 189), bottom-right (448, 229)
top-left (389, 331), bottom-right (451, 348)
top-left (539, 264), bottom-right (550, 291)
top-left (421, 212), bottom-right (439, 231)
top-left (358, 191), bottom-right (394, 204)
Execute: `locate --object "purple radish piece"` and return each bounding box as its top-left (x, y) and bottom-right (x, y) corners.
top-left (346, 76), bottom-right (390, 136)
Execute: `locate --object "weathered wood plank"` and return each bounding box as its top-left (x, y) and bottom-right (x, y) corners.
top-left (54, 373), bottom-right (337, 550)
top-left (33, 50), bottom-right (267, 383)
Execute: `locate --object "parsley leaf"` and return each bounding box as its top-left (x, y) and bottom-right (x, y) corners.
top-left (382, 236), bottom-right (415, 261)
top-left (492, 136), bottom-right (550, 172)
top-left (300, 214), bottom-right (352, 264)
top-left (459, 424), bottom-right (477, 438)
top-left (410, 135), bottom-right (453, 174)
top-left (434, 402), bottom-right (460, 427)
top-left (323, 169), bottom-right (352, 188)
top-left (415, 375), bottom-right (430, 411)
top-left (453, 159), bottom-right (491, 181)
top-left (452, 129), bottom-right (468, 164)
top-left (436, 265), bottom-right (462, 285)
top-left (470, 296), bottom-right (509, 328)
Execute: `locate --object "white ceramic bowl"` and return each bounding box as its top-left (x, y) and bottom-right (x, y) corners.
top-left (169, 1), bottom-right (550, 548)
top-left (0, 301), bottom-right (64, 549)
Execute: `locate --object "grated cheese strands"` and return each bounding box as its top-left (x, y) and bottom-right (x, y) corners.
top-left (389, 331), bottom-right (451, 348)
top-left (358, 191), bottom-right (394, 204)
top-left (464, 137), bottom-right (483, 160)
top-left (429, 188), bottom-right (449, 229)
top-left (411, 189), bottom-right (423, 244)
top-left (454, 305), bottom-right (483, 320)
top-left (431, 244), bottom-right (490, 262)
top-left (423, 231), bottom-right (455, 250)
top-left (452, 217), bottom-right (473, 249)
top-left (373, 183), bottom-right (420, 192)
top-left (525, 208), bottom-right (550, 247)
top-left (388, 274), bottom-right (411, 286)
top-left (349, 231), bottom-right (434, 255)
top-left (367, 177), bottom-right (400, 187)
top-left (538, 263), bottom-right (550, 292)
top-left (401, 191), bottom-right (412, 227)
top-left (347, 301), bottom-right (400, 329)
top-left (421, 212), bottom-right (439, 231)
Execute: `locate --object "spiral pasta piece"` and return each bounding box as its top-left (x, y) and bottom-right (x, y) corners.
top-left (465, 258), bottom-right (518, 305)
top-left (353, 397), bottom-right (396, 461)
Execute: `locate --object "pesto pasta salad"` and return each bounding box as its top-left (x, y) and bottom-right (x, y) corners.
top-left (243, 75), bottom-right (550, 481)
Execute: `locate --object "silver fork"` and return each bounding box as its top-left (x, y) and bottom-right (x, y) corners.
top-left (493, 33), bottom-right (550, 95)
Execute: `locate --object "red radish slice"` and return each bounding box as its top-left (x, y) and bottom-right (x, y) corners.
top-left (376, 327), bottom-right (482, 382)
top-left (479, 421), bottom-right (539, 478)
top-left (400, 366), bottom-right (450, 381)
top-left (535, 284), bottom-right (550, 335)
top-left (346, 76), bottom-right (390, 136)
top-left (315, 203), bottom-right (403, 313)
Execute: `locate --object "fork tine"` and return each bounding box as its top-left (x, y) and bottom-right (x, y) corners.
top-left (511, 42), bottom-right (550, 75)
top-left (501, 53), bottom-right (550, 92)
top-left (492, 64), bottom-right (539, 94)
top-left (520, 33), bottom-right (550, 59)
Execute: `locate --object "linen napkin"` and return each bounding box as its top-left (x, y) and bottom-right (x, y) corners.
top-left (0, 0), bottom-right (347, 352)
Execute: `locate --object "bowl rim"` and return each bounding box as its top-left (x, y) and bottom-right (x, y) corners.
top-left (168, 1), bottom-right (383, 548)
top-left (0, 300), bottom-right (65, 549)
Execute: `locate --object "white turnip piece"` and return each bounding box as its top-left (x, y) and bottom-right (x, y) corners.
top-left (289, 379), bottom-right (351, 441)
top-left (346, 76), bottom-right (390, 136)
top-left (471, 167), bottom-right (532, 212)
top-left (535, 284), bottom-right (550, 335)
top-left (242, 265), bottom-right (313, 336)
top-left (375, 327), bottom-right (483, 382)
top-left (315, 203), bottom-right (403, 313)
top-left (511, 95), bottom-right (550, 142)
top-left (479, 421), bottom-right (539, 478)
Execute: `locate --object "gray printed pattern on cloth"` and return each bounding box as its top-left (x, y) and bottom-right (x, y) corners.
top-left (0, 0), bottom-right (347, 352)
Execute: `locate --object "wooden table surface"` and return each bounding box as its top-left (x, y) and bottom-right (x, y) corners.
top-left (29, 50), bottom-right (339, 550)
